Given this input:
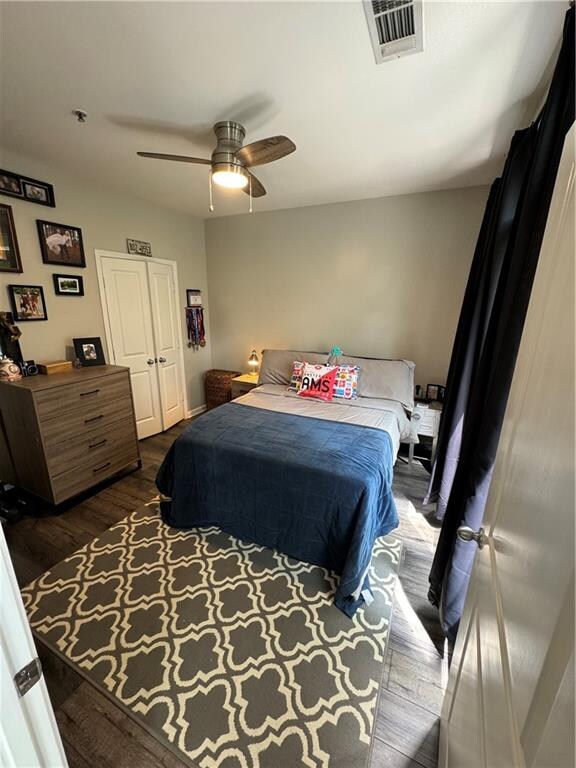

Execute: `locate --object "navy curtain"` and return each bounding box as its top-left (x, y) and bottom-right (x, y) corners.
top-left (426, 7), bottom-right (575, 643)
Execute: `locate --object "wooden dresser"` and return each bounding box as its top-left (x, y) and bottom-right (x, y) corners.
top-left (0, 365), bottom-right (141, 504)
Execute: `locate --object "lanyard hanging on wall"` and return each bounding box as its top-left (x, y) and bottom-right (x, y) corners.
top-left (186, 306), bottom-right (206, 350)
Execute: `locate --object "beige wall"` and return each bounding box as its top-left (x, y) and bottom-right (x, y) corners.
top-left (0, 147), bottom-right (211, 410)
top-left (205, 187), bottom-right (488, 390)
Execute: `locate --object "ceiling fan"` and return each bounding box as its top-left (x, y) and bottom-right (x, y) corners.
top-left (137, 121), bottom-right (296, 210)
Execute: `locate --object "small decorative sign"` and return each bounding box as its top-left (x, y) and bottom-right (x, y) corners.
top-left (127, 238), bottom-right (152, 257)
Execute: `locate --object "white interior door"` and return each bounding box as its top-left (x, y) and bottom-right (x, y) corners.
top-left (441, 127), bottom-right (575, 768)
top-left (1, 527), bottom-right (68, 768)
top-left (100, 256), bottom-right (162, 439)
top-left (147, 261), bottom-right (185, 430)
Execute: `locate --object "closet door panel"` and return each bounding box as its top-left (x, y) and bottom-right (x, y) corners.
top-left (147, 261), bottom-right (185, 430)
top-left (100, 257), bottom-right (163, 439)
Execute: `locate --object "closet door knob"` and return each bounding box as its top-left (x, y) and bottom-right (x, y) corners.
top-left (147, 358), bottom-right (155, 366)
top-left (158, 356), bottom-right (167, 364)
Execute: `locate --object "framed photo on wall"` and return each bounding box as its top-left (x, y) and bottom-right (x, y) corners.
top-left (0, 169), bottom-right (55, 207)
top-left (8, 284), bottom-right (48, 321)
top-left (53, 273), bottom-right (84, 296)
top-left (0, 203), bottom-right (22, 273)
top-left (37, 220), bottom-right (86, 267)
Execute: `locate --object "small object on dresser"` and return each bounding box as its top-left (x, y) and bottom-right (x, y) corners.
top-left (18, 360), bottom-right (38, 377)
top-left (0, 357), bottom-right (22, 381)
top-left (205, 369), bottom-right (241, 410)
top-left (38, 360), bottom-right (73, 375)
top-left (73, 337), bottom-right (105, 366)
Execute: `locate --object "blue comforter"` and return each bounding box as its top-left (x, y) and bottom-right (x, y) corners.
top-left (156, 402), bottom-right (398, 616)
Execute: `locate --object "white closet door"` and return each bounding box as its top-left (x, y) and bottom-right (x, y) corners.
top-left (147, 260), bottom-right (185, 430)
top-left (100, 257), bottom-right (162, 439)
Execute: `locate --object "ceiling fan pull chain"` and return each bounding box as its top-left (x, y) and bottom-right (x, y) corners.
top-left (249, 175), bottom-right (253, 214)
top-left (208, 169), bottom-right (214, 213)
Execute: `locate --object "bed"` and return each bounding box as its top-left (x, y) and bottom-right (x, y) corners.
top-left (156, 350), bottom-right (416, 616)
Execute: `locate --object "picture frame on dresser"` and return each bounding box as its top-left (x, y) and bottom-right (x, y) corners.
top-left (73, 336), bottom-right (105, 366)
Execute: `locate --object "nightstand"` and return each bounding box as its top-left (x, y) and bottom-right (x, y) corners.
top-left (231, 373), bottom-right (260, 399)
top-left (408, 402), bottom-right (442, 465)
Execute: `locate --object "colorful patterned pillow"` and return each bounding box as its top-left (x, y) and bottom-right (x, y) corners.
top-left (288, 361), bottom-right (305, 391)
top-left (298, 364), bottom-right (338, 402)
top-left (333, 365), bottom-right (360, 400)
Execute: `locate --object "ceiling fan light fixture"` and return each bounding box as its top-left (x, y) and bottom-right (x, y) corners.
top-left (212, 163), bottom-right (248, 189)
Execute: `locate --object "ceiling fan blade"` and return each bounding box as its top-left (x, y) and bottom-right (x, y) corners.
top-left (235, 136), bottom-right (296, 167)
top-left (137, 152), bottom-right (211, 165)
top-left (243, 171), bottom-right (266, 198)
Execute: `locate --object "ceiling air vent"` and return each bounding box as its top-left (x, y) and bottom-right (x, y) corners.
top-left (363, 0), bottom-right (423, 64)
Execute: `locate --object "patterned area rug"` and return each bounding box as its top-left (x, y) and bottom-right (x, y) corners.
top-left (22, 501), bottom-right (401, 768)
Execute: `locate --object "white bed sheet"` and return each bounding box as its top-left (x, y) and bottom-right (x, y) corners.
top-left (235, 383), bottom-right (414, 460)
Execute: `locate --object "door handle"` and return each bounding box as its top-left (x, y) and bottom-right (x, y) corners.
top-left (147, 358), bottom-right (155, 366)
top-left (457, 526), bottom-right (488, 549)
top-left (158, 356), bottom-right (166, 363)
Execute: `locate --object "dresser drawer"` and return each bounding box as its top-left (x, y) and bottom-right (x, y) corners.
top-left (46, 418), bottom-right (137, 476)
top-left (51, 442), bottom-right (140, 504)
top-left (35, 372), bottom-right (130, 421)
top-left (41, 394), bottom-right (134, 446)
top-left (417, 421), bottom-right (436, 437)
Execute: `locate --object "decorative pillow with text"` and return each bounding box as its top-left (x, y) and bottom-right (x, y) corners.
top-left (298, 364), bottom-right (338, 402)
top-left (288, 361), bottom-right (306, 391)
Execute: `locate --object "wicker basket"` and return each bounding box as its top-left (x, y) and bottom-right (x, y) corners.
top-left (204, 369), bottom-right (241, 410)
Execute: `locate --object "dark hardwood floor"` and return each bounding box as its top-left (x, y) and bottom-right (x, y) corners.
top-left (4, 420), bottom-right (445, 768)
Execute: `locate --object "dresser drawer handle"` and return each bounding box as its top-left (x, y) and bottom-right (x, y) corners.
top-left (88, 439), bottom-right (107, 450)
top-left (80, 389), bottom-right (101, 397)
top-left (84, 414), bottom-right (104, 425)
top-left (93, 461), bottom-right (111, 474)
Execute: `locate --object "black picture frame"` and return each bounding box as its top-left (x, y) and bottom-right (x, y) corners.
top-left (186, 289), bottom-right (203, 307)
top-left (0, 203), bottom-right (23, 273)
top-left (8, 284), bottom-right (48, 322)
top-left (37, 220), bottom-right (86, 268)
top-left (0, 169), bottom-right (55, 207)
top-left (73, 336), bottom-right (105, 367)
top-left (426, 383), bottom-right (443, 402)
top-left (53, 273), bottom-right (84, 296)
top-left (0, 311), bottom-right (23, 361)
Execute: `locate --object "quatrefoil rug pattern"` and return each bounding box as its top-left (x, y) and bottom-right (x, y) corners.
top-left (22, 502), bottom-right (401, 768)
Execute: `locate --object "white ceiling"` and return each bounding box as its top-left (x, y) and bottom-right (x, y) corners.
top-left (0, 1), bottom-right (566, 218)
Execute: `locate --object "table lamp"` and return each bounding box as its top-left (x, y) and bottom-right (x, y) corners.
top-left (248, 349), bottom-right (259, 377)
